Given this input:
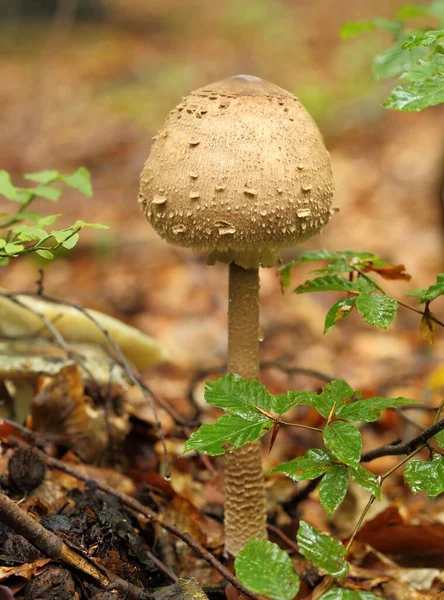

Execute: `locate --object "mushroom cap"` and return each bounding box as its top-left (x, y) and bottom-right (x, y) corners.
top-left (139, 74), bottom-right (334, 269)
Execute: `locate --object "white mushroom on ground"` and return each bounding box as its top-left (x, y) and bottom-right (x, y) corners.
top-left (0, 293), bottom-right (168, 372)
top-left (139, 74), bottom-right (334, 555)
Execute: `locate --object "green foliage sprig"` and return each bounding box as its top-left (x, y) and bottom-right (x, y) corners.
top-left (185, 247), bottom-right (444, 597)
top-left (280, 249), bottom-right (444, 342)
top-left (0, 167), bottom-right (108, 264)
top-left (341, 0), bottom-right (444, 110)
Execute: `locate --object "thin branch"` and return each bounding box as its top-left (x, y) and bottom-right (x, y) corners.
top-left (361, 417), bottom-right (444, 462)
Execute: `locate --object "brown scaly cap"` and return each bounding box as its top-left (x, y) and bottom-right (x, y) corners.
top-left (139, 74), bottom-right (335, 269)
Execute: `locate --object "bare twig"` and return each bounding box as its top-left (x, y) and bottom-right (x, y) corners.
top-left (361, 417), bottom-right (444, 462)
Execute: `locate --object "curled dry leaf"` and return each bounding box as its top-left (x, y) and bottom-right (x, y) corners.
top-left (420, 311), bottom-right (436, 345)
top-left (31, 364), bottom-right (129, 462)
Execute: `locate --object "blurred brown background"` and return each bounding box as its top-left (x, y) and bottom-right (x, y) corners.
top-left (1, 0), bottom-right (444, 389)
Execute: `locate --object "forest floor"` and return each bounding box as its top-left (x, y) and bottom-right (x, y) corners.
top-left (0, 2), bottom-right (444, 598)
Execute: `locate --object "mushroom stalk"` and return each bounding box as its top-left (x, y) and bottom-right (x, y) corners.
top-left (225, 263), bottom-right (267, 556)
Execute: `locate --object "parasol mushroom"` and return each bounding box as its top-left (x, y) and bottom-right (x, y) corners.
top-left (139, 74), bottom-right (334, 555)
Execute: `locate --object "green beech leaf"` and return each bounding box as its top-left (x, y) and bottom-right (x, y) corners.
top-left (235, 539), bottom-right (300, 600)
top-left (428, 0), bottom-right (444, 19)
top-left (36, 249), bottom-right (54, 260)
top-left (404, 455), bottom-right (444, 498)
top-left (62, 167), bottom-right (92, 196)
top-left (4, 242), bottom-right (25, 255)
top-left (402, 29), bottom-right (444, 49)
top-left (407, 274), bottom-right (444, 303)
top-left (272, 390), bottom-right (318, 415)
top-left (319, 465), bottom-right (349, 516)
top-left (24, 170), bottom-right (60, 184)
top-left (51, 229), bottom-right (72, 244)
top-left (324, 298), bottom-right (356, 333)
top-left (434, 428), bottom-right (444, 448)
top-left (339, 20), bottom-right (378, 39)
top-left (336, 396), bottom-right (418, 422)
top-left (384, 74), bottom-right (444, 111)
top-left (204, 374), bottom-right (273, 420)
top-left (355, 293), bottom-right (397, 329)
top-left (313, 380), bottom-right (356, 419)
top-left (323, 422), bottom-right (362, 468)
top-left (268, 449), bottom-right (333, 481)
top-left (319, 589), bottom-right (382, 599)
top-left (38, 214), bottom-right (61, 226)
top-left (297, 521), bottom-right (349, 577)
top-left (349, 466), bottom-right (381, 499)
top-left (14, 226), bottom-right (48, 241)
top-left (184, 414), bottom-right (272, 456)
top-left (312, 259), bottom-right (353, 275)
top-left (373, 40), bottom-right (427, 81)
top-left (396, 5), bottom-right (429, 19)
top-left (62, 232), bottom-right (80, 250)
top-left (339, 19), bottom-right (401, 40)
top-left (295, 249), bottom-right (343, 263)
top-left (73, 219), bottom-right (109, 229)
top-left (0, 171), bottom-right (18, 201)
top-left (400, 51), bottom-right (444, 82)
top-left (295, 275), bottom-right (374, 295)
top-left (30, 184), bottom-right (61, 202)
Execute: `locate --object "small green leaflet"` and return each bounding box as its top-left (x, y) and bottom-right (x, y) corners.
top-left (384, 73), bottom-right (444, 110)
top-left (319, 589), bottom-right (382, 600)
top-left (404, 455), bottom-right (444, 498)
top-left (24, 170), bottom-right (60, 184)
top-left (73, 219), bottom-right (109, 230)
top-left (297, 521), bottom-right (349, 577)
top-left (36, 249), bottom-right (54, 260)
top-left (355, 293), bottom-right (398, 329)
top-left (30, 184), bottom-right (61, 202)
top-left (401, 29), bottom-right (444, 49)
top-left (268, 449), bottom-right (333, 481)
top-left (272, 390), bottom-right (318, 416)
top-left (313, 380), bottom-right (356, 419)
top-left (349, 466), bottom-right (381, 499)
top-left (407, 273), bottom-right (444, 303)
top-left (400, 51), bottom-right (444, 83)
top-left (0, 171), bottom-right (18, 201)
top-left (205, 374), bottom-right (319, 418)
top-left (323, 422), bottom-right (362, 468)
top-left (295, 274), bottom-right (376, 295)
top-left (13, 226), bottom-right (48, 241)
top-left (336, 396), bottom-right (417, 422)
top-left (324, 298), bottom-right (356, 333)
top-left (184, 414), bottom-right (272, 456)
top-left (62, 167), bottom-right (93, 197)
top-left (435, 427), bottom-right (444, 448)
top-left (235, 539), bottom-right (300, 600)
top-left (4, 242), bottom-right (25, 255)
top-left (372, 40), bottom-right (427, 81)
top-left (319, 465), bottom-right (349, 516)
top-left (205, 374), bottom-right (273, 419)
top-left (339, 19), bottom-right (401, 40)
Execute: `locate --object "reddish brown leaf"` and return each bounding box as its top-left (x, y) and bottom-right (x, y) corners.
top-left (362, 263), bottom-right (411, 281)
